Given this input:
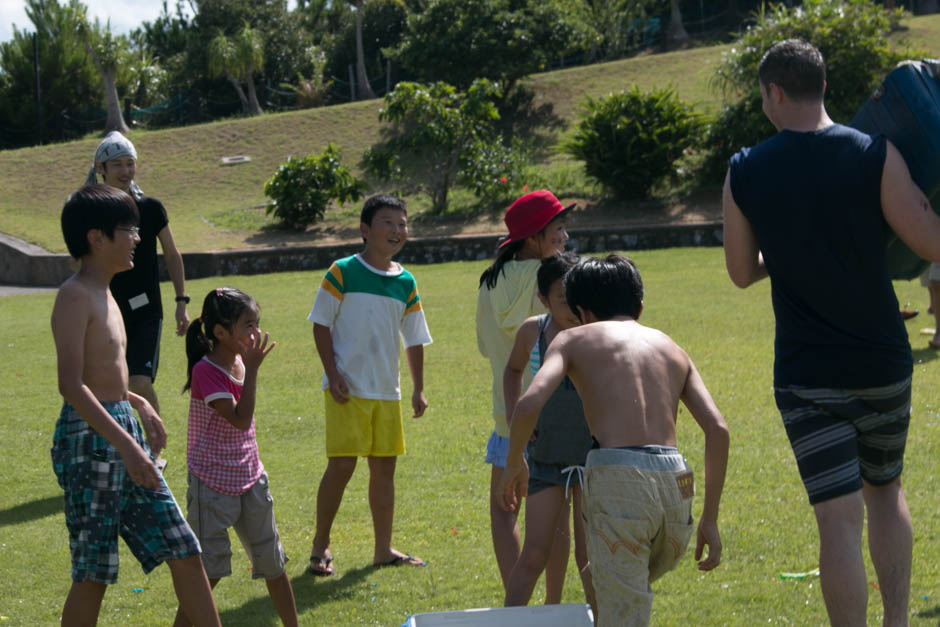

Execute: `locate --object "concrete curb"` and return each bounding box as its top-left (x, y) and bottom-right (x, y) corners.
top-left (0, 222), bottom-right (724, 288)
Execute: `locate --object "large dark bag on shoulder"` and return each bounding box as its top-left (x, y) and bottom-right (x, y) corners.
top-left (850, 59), bottom-right (940, 280)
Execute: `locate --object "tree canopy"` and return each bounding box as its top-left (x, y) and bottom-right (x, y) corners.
top-left (0, 0), bottom-right (99, 146)
top-left (390, 0), bottom-right (597, 95)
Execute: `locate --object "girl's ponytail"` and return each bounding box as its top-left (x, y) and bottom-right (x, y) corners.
top-left (183, 317), bottom-right (210, 392)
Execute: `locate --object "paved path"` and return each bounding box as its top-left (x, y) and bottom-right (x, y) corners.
top-left (0, 285), bottom-right (55, 297)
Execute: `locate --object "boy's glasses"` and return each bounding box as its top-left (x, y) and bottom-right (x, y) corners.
top-left (115, 226), bottom-right (140, 235)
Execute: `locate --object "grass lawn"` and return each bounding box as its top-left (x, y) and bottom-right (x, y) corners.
top-left (1, 247), bottom-right (938, 625)
top-left (1, 13), bottom-right (937, 254)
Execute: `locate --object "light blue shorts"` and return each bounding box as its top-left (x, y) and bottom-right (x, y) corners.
top-left (485, 431), bottom-right (510, 468)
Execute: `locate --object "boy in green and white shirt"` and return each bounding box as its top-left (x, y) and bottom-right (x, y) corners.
top-left (306, 194), bottom-right (432, 576)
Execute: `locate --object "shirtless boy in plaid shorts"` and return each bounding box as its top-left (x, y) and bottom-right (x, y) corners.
top-left (51, 185), bottom-right (219, 625)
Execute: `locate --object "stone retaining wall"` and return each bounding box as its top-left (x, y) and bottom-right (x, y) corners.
top-left (0, 222), bottom-right (723, 287)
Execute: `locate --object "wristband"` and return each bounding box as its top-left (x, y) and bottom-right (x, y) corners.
top-left (175, 295), bottom-right (190, 304)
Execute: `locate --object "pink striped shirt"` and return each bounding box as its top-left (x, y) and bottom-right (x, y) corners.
top-left (187, 356), bottom-right (263, 495)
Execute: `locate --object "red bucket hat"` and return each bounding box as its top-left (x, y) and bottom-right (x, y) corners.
top-left (498, 190), bottom-right (576, 248)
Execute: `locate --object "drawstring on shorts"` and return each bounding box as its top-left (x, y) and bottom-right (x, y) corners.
top-left (560, 465), bottom-right (585, 500)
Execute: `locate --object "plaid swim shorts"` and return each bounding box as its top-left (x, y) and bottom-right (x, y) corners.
top-left (51, 401), bottom-right (201, 584)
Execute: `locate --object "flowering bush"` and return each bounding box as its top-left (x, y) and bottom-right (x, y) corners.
top-left (459, 139), bottom-right (529, 204)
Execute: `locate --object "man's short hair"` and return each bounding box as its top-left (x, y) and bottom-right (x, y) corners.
top-left (564, 254), bottom-right (643, 321)
top-left (61, 184), bottom-right (139, 259)
top-left (758, 39), bottom-right (826, 102)
top-left (537, 251), bottom-right (579, 297)
top-left (360, 194), bottom-right (406, 226)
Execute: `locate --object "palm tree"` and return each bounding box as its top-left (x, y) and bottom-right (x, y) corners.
top-left (207, 23), bottom-right (264, 116)
top-left (81, 16), bottom-right (130, 134)
top-left (665, 0), bottom-right (689, 48)
top-left (349, 0), bottom-right (376, 100)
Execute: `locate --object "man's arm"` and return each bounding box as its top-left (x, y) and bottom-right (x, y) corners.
top-left (405, 344), bottom-right (427, 418)
top-left (313, 323), bottom-right (349, 403)
top-left (502, 317), bottom-right (539, 424)
top-left (52, 285), bottom-right (160, 490)
top-left (679, 356), bottom-right (729, 571)
top-left (157, 224), bottom-right (189, 336)
top-left (498, 337), bottom-right (570, 512)
top-left (881, 141), bottom-right (940, 263)
top-left (722, 170), bottom-right (768, 288)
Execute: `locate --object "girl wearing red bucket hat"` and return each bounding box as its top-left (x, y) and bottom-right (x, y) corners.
top-left (475, 190), bottom-right (573, 599)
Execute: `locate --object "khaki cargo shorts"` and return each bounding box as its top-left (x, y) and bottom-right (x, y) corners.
top-left (583, 446), bottom-right (694, 627)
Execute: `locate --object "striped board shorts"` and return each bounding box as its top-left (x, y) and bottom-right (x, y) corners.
top-left (774, 377), bottom-right (911, 505)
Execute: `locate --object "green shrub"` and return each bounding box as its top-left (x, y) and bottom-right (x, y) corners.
top-left (564, 85), bottom-right (700, 200)
top-left (697, 94), bottom-right (772, 185)
top-left (264, 143), bottom-right (366, 230)
top-left (700, 0), bottom-right (925, 183)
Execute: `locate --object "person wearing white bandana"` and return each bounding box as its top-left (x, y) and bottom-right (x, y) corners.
top-left (86, 131), bottom-right (190, 422)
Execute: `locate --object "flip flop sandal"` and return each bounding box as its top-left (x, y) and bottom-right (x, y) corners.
top-left (307, 554), bottom-right (334, 576)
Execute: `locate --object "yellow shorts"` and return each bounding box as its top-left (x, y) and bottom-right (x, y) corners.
top-left (324, 391), bottom-right (405, 457)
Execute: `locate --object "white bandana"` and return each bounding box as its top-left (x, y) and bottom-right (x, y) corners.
top-left (85, 131), bottom-right (144, 200)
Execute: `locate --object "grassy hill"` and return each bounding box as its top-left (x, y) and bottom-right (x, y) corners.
top-left (1, 13), bottom-right (937, 254)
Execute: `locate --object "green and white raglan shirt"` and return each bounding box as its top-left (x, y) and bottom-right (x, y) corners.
top-left (307, 254), bottom-right (432, 401)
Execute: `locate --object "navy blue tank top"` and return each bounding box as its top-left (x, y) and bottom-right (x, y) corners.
top-left (729, 124), bottom-right (911, 388)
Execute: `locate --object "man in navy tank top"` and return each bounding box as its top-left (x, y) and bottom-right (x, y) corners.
top-left (722, 39), bottom-right (940, 626)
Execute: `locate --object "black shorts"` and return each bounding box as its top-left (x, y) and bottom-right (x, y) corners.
top-left (774, 377), bottom-right (911, 505)
top-left (126, 317), bottom-right (162, 382)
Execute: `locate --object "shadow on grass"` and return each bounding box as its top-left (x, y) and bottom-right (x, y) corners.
top-left (242, 223), bottom-right (362, 247)
top-left (0, 495), bottom-right (61, 527)
top-left (218, 564), bottom-right (374, 625)
top-left (912, 347), bottom-right (939, 365)
top-left (497, 84), bottom-right (566, 159)
top-left (913, 604), bottom-right (940, 620)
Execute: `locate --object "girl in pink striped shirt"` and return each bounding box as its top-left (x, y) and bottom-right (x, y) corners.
top-left (173, 287), bottom-right (297, 627)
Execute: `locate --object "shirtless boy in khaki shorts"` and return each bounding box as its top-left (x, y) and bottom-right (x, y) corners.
top-left (498, 254), bottom-right (729, 626)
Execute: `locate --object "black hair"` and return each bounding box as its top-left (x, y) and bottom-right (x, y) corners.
top-left (479, 214), bottom-right (568, 290)
top-left (479, 239), bottom-right (525, 289)
top-left (758, 39), bottom-right (826, 102)
top-left (564, 254), bottom-right (644, 321)
top-left (183, 287), bottom-right (258, 392)
top-left (537, 251), bottom-right (580, 297)
top-left (61, 184), bottom-right (139, 259)
top-left (360, 194), bottom-right (407, 226)
top-left (360, 194), bottom-right (407, 244)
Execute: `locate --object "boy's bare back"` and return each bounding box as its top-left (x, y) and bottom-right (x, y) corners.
top-left (554, 318), bottom-right (690, 448)
top-left (53, 274), bottom-right (130, 402)
top-left (503, 254), bottom-right (728, 578)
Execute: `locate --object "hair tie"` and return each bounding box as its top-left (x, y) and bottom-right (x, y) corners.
top-left (196, 316), bottom-right (202, 324)
top-left (216, 288), bottom-right (223, 296)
